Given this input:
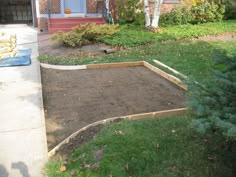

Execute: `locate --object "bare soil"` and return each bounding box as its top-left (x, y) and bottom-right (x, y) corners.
top-left (38, 33), bottom-right (113, 59)
top-left (41, 66), bottom-right (186, 151)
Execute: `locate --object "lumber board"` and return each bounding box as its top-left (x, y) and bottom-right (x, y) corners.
top-left (143, 61), bottom-right (188, 90)
top-left (87, 61), bottom-right (144, 69)
top-left (153, 59), bottom-right (188, 80)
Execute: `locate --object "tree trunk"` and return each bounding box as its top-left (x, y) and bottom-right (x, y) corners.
top-left (151, 0), bottom-right (163, 29)
top-left (105, 0), bottom-right (110, 17)
top-left (144, 0), bottom-right (150, 28)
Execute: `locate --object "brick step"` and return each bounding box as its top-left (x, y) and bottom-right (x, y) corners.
top-left (48, 17), bottom-right (106, 33)
top-left (48, 21), bottom-right (105, 29)
top-left (48, 17), bottom-right (105, 23)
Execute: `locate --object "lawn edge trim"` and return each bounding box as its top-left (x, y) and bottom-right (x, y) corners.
top-left (48, 107), bottom-right (188, 158)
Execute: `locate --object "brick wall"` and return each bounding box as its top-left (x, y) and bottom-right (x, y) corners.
top-left (149, 2), bottom-right (181, 15)
top-left (39, 0), bottom-right (61, 14)
top-left (109, 0), bottom-right (181, 21)
top-left (37, 18), bottom-right (48, 31)
top-left (86, 0), bottom-right (105, 14)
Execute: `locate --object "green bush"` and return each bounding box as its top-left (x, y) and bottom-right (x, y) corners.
top-left (160, 6), bottom-right (194, 26)
top-left (117, 0), bottom-right (143, 24)
top-left (224, 0), bottom-right (236, 19)
top-left (188, 53), bottom-right (236, 140)
top-left (51, 24), bottom-right (119, 47)
top-left (133, 12), bottom-right (145, 25)
top-left (191, 1), bottom-right (225, 23)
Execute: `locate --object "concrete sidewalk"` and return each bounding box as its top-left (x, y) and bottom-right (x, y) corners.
top-left (0, 25), bottom-right (48, 177)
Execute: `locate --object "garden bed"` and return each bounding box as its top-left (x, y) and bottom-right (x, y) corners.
top-left (41, 62), bottom-right (186, 152)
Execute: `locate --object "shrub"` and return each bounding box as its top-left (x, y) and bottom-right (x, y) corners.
top-left (224, 0), bottom-right (236, 19)
top-left (191, 1), bottom-right (225, 23)
top-left (133, 12), bottom-right (145, 25)
top-left (117, 0), bottom-right (143, 24)
top-left (160, 6), bottom-right (194, 26)
top-left (188, 53), bottom-right (236, 140)
top-left (51, 24), bottom-right (119, 47)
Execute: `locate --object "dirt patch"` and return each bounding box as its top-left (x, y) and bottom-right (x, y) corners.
top-left (197, 32), bottom-right (236, 41)
top-left (41, 66), bottom-right (186, 151)
top-left (38, 42), bottom-right (111, 59)
top-left (38, 33), bottom-right (113, 59)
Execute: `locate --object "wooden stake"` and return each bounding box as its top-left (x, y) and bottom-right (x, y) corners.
top-left (143, 61), bottom-right (188, 90)
top-left (153, 59), bottom-right (188, 80)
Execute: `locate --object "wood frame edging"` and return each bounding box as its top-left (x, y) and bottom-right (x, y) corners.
top-left (48, 108), bottom-right (188, 158)
top-left (41, 61), bottom-right (189, 157)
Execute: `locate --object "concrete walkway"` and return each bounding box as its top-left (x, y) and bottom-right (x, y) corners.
top-left (0, 25), bottom-right (48, 177)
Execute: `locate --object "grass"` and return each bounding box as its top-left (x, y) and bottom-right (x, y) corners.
top-left (38, 41), bottom-right (236, 82)
top-left (45, 116), bottom-right (234, 177)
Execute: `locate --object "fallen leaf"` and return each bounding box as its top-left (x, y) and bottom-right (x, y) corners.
top-left (208, 156), bottom-right (216, 161)
top-left (171, 166), bottom-right (176, 170)
top-left (91, 164), bottom-right (99, 171)
top-left (60, 165), bottom-right (66, 172)
top-left (125, 163), bottom-right (129, 171)
top-left (115, 130), bottom-right (124, 135)
top-left (84, 164), bottom-right (91, 168)
top-left (70, 169), bottom-right (76, 176)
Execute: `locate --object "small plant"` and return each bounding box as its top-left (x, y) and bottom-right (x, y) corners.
top-left (224, 0), bottom-right (236, 19)
top-left (160, 6), bottom-right (194, 26)
top-left (133, 12), bottom-right (145, 25)
top-left (117, 0), bottom-right (143, 24)
top-left (191, 1), bottom-right (225, 23)
top-left (51, 24), bottom-right (119, 47)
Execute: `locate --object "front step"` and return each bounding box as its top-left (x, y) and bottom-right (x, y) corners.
top-left (48, 17), bottom-right (106, 33)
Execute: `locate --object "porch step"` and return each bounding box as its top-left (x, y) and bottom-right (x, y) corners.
top-left (48, 21), bottom-right (105, 29)
top-left (49, 17), bottom-right (105, 23)
top-left (48, 17), bottom-right (106, 33)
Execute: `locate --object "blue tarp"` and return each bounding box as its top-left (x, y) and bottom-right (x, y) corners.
top-left (0, 48), bottom-right (31, 67)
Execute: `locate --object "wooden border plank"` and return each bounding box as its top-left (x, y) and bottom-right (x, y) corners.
top-left (48, 108), bottom-right (188, 158)
top-left (143, 61), bottom-right (188, 90)
top-left (153, 60), bottom-right (188, 80)
top-left (87, 61), bottom-right (144, 69)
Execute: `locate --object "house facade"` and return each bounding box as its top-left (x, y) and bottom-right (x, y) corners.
top-left (0, 0), bottom-right (181, 33)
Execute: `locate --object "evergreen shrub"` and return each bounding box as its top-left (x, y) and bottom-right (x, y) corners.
top-left (188, 53), bottom-right (236, 140)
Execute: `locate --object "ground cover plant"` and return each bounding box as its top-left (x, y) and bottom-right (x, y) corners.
top-left (45, 116), bottom-right (235, 177)
top-left (100, 20), bottom-right (236, 47)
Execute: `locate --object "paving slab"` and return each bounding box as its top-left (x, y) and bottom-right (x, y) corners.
top-left (0, 25), bottom-right (48, 177)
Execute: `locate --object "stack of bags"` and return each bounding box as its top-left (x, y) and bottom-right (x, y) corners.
top-left (0, 32), bottom-right (18, 60)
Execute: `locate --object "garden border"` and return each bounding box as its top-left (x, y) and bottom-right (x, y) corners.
top-left (41, 61), bottom-right (188, 157)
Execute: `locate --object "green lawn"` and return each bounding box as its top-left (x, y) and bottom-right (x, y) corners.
top-left (39, 41), bottom-right (236, 82)
top-left (45, 116), bottom-right (234, 177)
